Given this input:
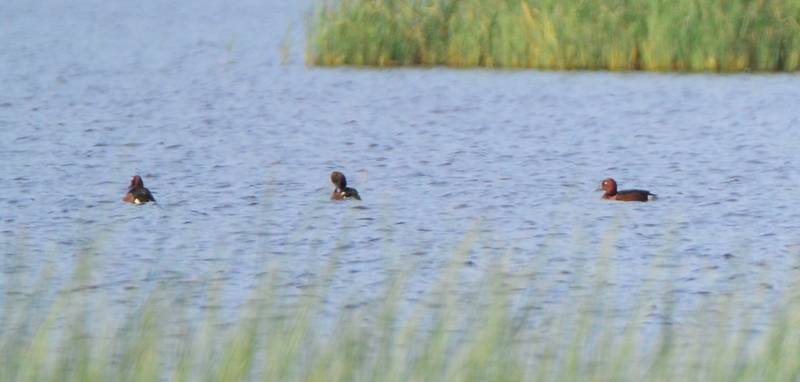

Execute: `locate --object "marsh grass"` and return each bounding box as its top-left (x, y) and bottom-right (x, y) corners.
top-left (2, 228), bottom-right (800, 381)
top-left (281, 23), bottom-right (295, 66)
top-left (308, 0), bottom-right (800, 71)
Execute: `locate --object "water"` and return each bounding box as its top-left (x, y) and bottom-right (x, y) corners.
top-left (3, 0), bottom-right (800, 330)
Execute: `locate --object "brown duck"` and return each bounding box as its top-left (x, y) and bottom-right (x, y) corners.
top-left (597, 178), bottom-right (655, 202)
top-left (123, 175), bottom-right (156, 204)
top-left (330, 171), bottom-right (361, 200)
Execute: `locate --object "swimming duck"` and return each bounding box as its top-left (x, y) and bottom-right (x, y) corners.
top-left (123, 175), bottom-right (156, 204)
top-left (330, 171), bottom-right (361, 200)
top-left (597, 178), bottom-right (655, 202)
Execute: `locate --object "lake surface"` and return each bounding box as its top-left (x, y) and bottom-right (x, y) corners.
top-left (3, 0), bottom-right (800, 331)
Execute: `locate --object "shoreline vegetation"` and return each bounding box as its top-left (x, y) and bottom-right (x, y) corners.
top-left (307, 0), bottom-right (800, 71)
top-left (3, 233), bottom-right (800, 381)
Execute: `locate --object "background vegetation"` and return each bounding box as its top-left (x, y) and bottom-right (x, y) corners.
top-left (308, 0), bottom-right (800, 71)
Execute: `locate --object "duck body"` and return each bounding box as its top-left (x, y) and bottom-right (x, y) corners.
top-left (330, 171), bottom-right (361, 200)
top-left (123, 175), bottom-right (156, 204)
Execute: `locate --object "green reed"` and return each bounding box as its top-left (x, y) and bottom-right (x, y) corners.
top-left (307, 0), bottom-right (800, 71)
top-left (2, 228), bottom-right (800, 381)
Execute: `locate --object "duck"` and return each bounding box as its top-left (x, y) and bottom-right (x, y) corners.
top-left (123, 175), bottom-right (156, 204)
top-left (597, 178), bottom-right (656, 202)
top-left (330, 171), bottom-right (361, 200)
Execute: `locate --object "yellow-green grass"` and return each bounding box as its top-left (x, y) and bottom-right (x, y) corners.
top-left (2, 231), bottom-right (800, 381)
top-left (307, 0), bottom-right (800, 71)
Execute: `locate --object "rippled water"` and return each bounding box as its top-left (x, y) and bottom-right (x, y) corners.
top-left (3, 0), bottom-right (800, 328)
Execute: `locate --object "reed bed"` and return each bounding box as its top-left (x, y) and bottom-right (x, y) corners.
top-left (2, 232), bottom-right (800, 381)
top-left (307, 0), bottom-right (800, 71)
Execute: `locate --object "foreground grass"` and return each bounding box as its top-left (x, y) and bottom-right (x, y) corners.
top-left (2, 234), bottom-right (800, 381)
top-left (308, 0), bottom-right (800, 71)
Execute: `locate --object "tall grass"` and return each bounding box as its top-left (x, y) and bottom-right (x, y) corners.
top-left (308, 0), bottom-right (800, 71)
top-left (2, 230), bottom-right (800, 381)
